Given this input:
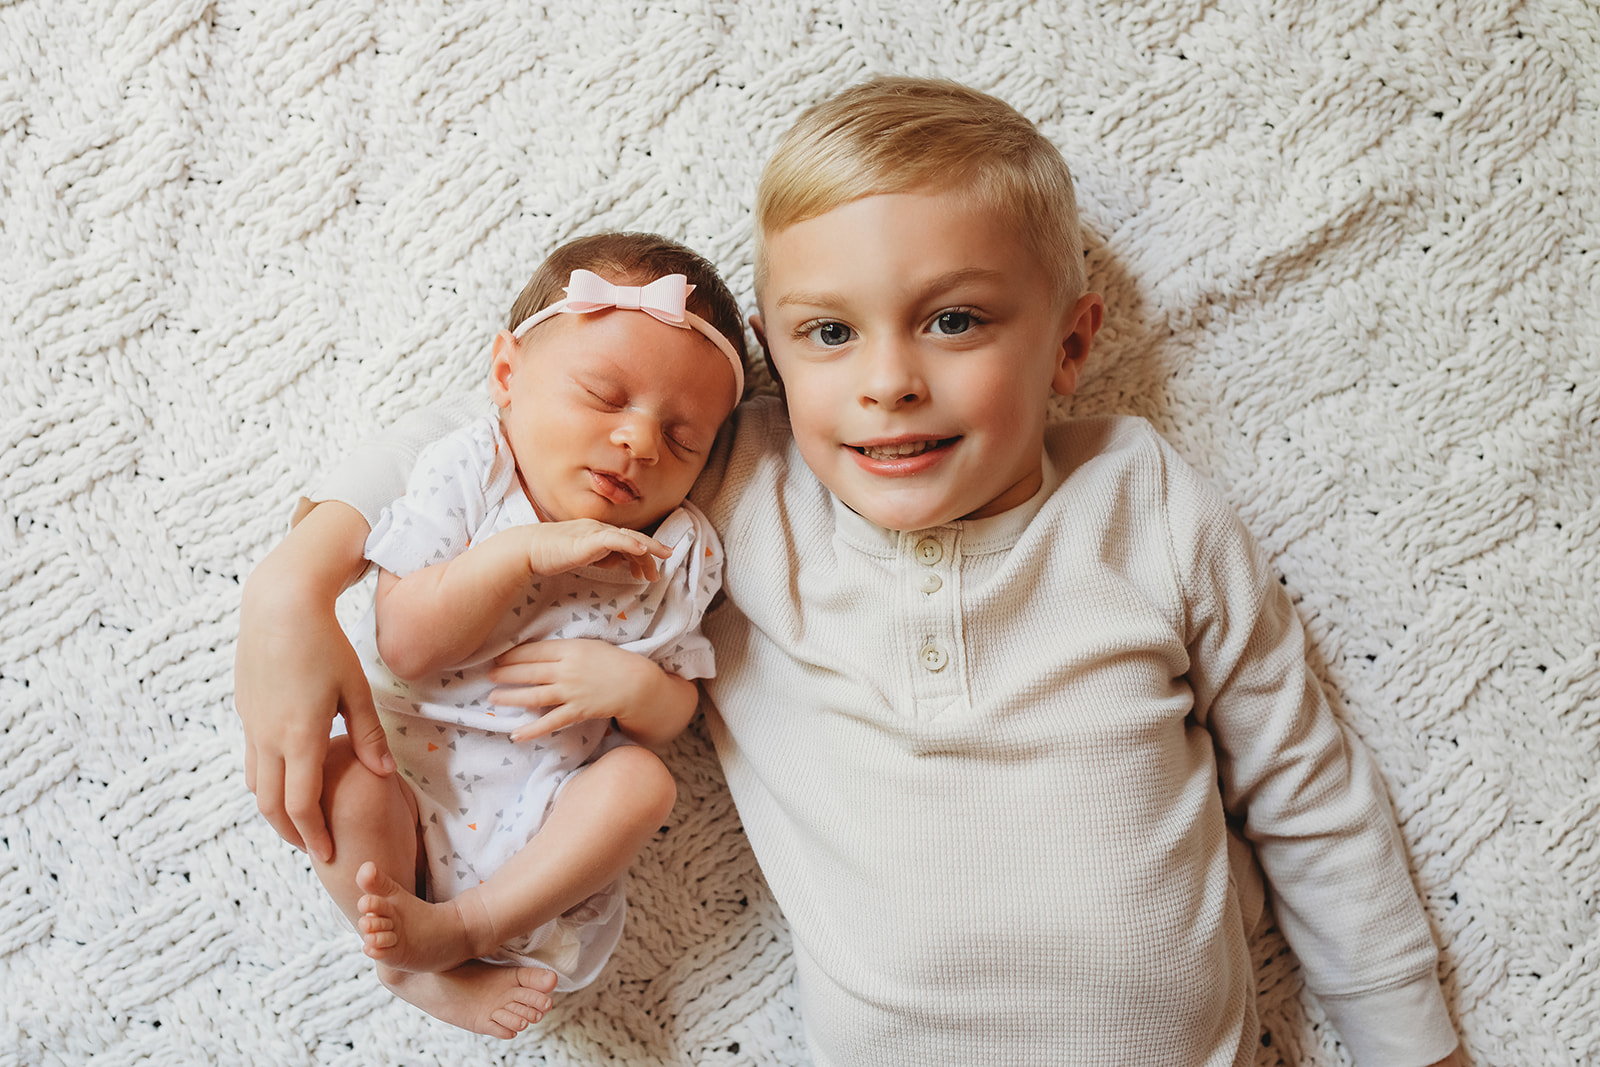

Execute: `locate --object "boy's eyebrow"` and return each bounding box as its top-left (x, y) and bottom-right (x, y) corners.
top-left (774, 288), bottom-right (847, 309)
top-left (774, 268), bottom-right (1006, 309)
top-left (919, 267), bottom-right (1006, 296)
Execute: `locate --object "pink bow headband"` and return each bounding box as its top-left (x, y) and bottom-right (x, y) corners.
top-left (512, 269), bottom-right (745, 402)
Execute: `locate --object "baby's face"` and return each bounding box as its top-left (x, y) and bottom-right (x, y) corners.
top-left (492, 309), bottom-right (735, 532)
top-left (758, 189), bottom-right (1089, 531)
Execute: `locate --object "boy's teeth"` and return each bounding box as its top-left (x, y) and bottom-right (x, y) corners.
top-left (860, 441), bottom-right (932, 460)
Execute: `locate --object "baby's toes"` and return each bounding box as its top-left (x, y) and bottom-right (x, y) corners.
top-left (505, 994), bottom-right (546, 1023)
top-left (491, 1005), bottom-right (538, 1034)
top-left (359, 909), bottom-right (394, 930)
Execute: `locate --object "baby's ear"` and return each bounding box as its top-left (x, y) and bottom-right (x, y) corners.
top-left (489, 330), bottom-right (518, 408)
top-left (1052, 293), bottom-right (1104, 397)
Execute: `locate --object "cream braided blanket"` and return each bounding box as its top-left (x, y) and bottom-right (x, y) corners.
top-left (2, 2), bottom-right (1596, 1064)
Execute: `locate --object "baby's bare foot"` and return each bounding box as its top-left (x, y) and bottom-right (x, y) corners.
top-left (377, 960), bottom-right (557, 1038)
top-left (356, 861), bottom-right (488, 973)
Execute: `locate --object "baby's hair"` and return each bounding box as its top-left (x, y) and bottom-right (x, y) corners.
top-left (755, 76), bottom-right (1086, 305)
top-left (508, 232), bottom-right (748, 372)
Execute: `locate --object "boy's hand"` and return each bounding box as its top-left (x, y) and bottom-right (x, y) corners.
top-left (489, 639), bottom-right (696, 748)
top-left (526, 519), bottom-right (670, 581)
top-left (235, 502), bottom-right (393, 863)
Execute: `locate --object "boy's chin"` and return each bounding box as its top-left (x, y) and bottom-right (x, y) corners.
top-left (835, 492), bottom-right (973, 533)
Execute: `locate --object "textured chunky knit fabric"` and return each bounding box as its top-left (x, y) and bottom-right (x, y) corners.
top-left (5, 2), bottom-right (1597, 1063)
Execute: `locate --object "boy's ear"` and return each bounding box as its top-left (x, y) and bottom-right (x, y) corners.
top-left (489, 330), bottom-right (518, 408)
top-left (1051, 292), bottom-right (1104, 398)
top-left (749, 313), bottom-right (784, 394)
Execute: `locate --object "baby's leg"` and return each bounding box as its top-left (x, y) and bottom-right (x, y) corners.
top-left (315, 737), bottom-right (555, 1036)
top-left (361, 743), bottom-right (676, 972)
top-left (312, 735), bottom-right (423, 931)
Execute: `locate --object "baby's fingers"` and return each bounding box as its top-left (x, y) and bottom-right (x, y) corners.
top-left (590, 548), bottom-right (662, 581)
top-left (606, 529), bottom-right (671, 562)
top-left (509, 706), bottom-right (580, 742)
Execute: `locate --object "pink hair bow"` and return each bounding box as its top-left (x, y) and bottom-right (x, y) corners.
top-left (511, 268), bottom-right (745, 403)
top-left (561, 269), bottom-right (691, 325)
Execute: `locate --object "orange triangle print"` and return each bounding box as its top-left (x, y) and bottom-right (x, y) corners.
top-left (427, 742), bottom-right (438, 751)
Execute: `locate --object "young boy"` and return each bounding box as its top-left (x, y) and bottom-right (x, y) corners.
top-left (237, 79), bottom-right (1462, 1065)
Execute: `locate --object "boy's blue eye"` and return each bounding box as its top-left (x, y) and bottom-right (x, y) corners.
top-left (930, 311), bottom-right (974, 336)
top-left (807, 321), bottom-right (854, 347)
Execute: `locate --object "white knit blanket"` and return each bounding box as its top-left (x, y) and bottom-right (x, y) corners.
top-left (3, 2), bottom-right (1596, 1064)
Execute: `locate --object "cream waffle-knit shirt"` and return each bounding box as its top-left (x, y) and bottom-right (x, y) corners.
top-left (313, 396), bottom-right (1455, 1067)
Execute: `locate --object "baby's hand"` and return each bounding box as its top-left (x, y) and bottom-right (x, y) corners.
top-left (527, 519), bottom-right (669, 581)
top-left (490, 639), bottom-right (665, 741)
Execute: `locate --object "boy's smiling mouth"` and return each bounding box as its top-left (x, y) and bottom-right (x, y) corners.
top-left (849, 437), bottom-right (959, 463)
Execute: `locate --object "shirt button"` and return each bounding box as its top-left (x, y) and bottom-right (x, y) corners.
top-left (918, 572), bottom-right (943, 594)
top-left (916, 538), bottom-right (943, 565)
top-left (919, 643), bottom-right (949, 672)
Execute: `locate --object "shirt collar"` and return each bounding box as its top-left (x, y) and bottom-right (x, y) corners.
top-left (831, 449), bottom-right (1059, 557)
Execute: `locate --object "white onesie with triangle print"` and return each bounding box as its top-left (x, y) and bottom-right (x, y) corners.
top-left (349, 415), bottom-right (720, 990)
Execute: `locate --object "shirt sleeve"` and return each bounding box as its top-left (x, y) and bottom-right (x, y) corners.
top-left (303, 394), bottom-right (485, 529)
top-left (364, 417), bottom-right (513, 578)
top-left (1160, 437), bottom-right (1456, 1067)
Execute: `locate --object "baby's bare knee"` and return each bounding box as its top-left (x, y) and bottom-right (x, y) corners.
top-left (607, 746), bottom-right (677, 822)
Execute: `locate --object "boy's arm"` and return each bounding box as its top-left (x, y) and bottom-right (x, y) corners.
top-left (236, 500), bottom-right (389, 862)
top-left (1166, 445), bottom-right (1459, 1067)
top-left (235, 400), bottom-right (478, 860)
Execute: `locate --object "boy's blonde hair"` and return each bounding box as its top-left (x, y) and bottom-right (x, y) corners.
top-left (755, 77), bottom-right (1087, 306)
top-left (508, 232), bottom-right (747, 369)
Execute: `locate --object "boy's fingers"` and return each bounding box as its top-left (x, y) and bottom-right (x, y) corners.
top-left (243, 738), bottom-right (258, 795)
top-left (343, 685), bottom-right (396, 777)
top-left (283, 755), bottom-right (331, 863)
top-left (253, 755), bottom-right (307, 854)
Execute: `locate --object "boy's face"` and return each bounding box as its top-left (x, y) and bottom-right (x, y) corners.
top-left (756, 189), bottom-right (1101, 531)
top-left (491, 309), bottom-right (735, 532)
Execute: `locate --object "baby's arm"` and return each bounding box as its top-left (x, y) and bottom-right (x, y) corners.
top-left (489, 639), bottom-right (699, 749)
top-left (486, 507), bottom-right (721, 750)
top-left (372, 520), bottom-right (671, 679)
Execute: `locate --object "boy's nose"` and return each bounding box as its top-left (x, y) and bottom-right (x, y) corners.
top-left (859, 341), bottom-right (926, 409)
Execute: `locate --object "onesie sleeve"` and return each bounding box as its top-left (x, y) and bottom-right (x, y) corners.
top-left (364, 416), bottom-right (514, 578)
top-left (1160, 437), bottom-right (1455, 1067)
top-left (303, 394), bottom-right (484, 529)
top-left (617, 501), bottom-right (723, 681)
